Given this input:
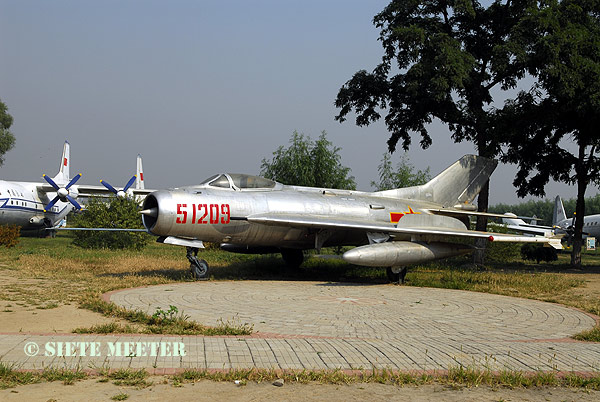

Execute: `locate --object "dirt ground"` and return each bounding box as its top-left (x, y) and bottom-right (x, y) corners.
top-left (0, 303), bottom-right (118, 333)
top-left (1, 268), bottom-right (599, 401)
top-left (1, 377), bottom-right (599, 402)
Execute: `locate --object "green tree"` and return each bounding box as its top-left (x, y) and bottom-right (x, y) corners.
top-left (260, 130), bottom-right (356, 190)
top-left (0, 98), bottom-right (16, 166)
top-left (499, 0), bottom-right (600, 267)
top-left (334, 0), bottom-right (535, 263)
top-left (72, 197), bottom-right (150, 250)
top-left (371, 152), bottom-right (431, 191)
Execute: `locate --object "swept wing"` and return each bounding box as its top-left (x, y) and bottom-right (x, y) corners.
top-left (242, 213), bottom-right (563, 249)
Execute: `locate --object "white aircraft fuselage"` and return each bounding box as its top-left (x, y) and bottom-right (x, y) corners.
top-left (0, 179), bottom-right (72, 230)
top-left (556, 215), bottom-right (600, 238)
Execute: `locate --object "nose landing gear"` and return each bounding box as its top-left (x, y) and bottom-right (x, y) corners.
top-left (186, 247), bottom-right (208, 280)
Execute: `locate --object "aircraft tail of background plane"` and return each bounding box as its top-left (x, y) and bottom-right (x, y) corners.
top-left (135, 154), bottom-right (144, 189)
top-left (375, 155), bottom-right (498, 208)
top-left (51, 141), bottom-right (70, 185)
top-left (553, 195), bottom-right (568, 225)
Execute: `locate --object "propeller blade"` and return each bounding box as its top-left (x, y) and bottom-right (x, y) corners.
top-left (66, 195), bottom-right (82, 210)
top-left (65, 173), bottom-right (82, 189)
top-left (43, 174), bottom-right (60, 190)
top-left (100, 180), bottom-right (118, 194)
top-left (123, 175), bottom-right (137, 192)
top-left (44, 196), bottom-right (60, 212)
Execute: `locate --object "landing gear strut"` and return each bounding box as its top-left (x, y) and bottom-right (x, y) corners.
top-left (387, 266), bottom-right (408, 284)
top-left (281, 249), bottom-right (304, 268)
top-left (186, 247), bottom-right (208, 280)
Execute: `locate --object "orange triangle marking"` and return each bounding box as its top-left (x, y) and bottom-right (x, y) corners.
top-left (390, 212), bottom-right (404, 223)
top-left (404, 206), bottom-right (421, 215)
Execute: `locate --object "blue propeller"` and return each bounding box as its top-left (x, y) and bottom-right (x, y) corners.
top-left (42, 173), bottom-right (82, 212)
top-left (100, 175), bottom-right (136, 198)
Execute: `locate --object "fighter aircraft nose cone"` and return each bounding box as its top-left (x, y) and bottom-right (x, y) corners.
top-left (139, 208), bottom-right (158, 217)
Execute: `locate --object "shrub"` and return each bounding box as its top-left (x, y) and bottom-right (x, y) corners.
top-left (481, 223), bottom-right (521, 263)
top-left (520, 243), bottom-right (558, 263)
top-left (0, 224), bottom-right (20, 247)
top-left (72, 197), bottom-right (150, 250)
top-left (485, 241), bottom-right (522, 263)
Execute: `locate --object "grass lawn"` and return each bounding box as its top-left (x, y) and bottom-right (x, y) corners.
top-left (0, 232), bottom-right (598, 338)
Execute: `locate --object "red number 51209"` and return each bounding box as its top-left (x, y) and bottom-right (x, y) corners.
top-left (176, 203), bottom-right (230, 224)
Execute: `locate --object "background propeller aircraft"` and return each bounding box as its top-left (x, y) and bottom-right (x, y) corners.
top-left (503, 195), bottom-right (600, 243)
top-left (0, 141), bottom-right (150, 234)
top-left (552, 195), bottom-right (600, 241)
top-left (140, 155), bottom-right (562, 283)
top-left (99, 154), bottom-right (146, 199)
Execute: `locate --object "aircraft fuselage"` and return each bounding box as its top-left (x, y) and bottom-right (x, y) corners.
top-left (0, 180), bottom-right (70, 230)
top-left (142, 186), bottom-right (466, 250)
top-left (557, 216), bottom-right (600, 238)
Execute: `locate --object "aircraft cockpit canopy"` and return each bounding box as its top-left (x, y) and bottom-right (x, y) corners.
top-left (199, 174), bottom-right (277, 190)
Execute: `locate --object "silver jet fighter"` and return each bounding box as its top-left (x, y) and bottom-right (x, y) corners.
top-left (140, 155), bottom-right (561, 282)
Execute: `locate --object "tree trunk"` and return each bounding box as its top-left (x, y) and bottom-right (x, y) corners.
top-left (473, 180), bottom-right (490, 266)
top-left (571, 175), bottom-right (587, 268)
top-left (571, 143), bottom-right (589, 269)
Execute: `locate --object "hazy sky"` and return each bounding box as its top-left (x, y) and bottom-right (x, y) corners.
top-left (0, 0), bottom-right (594, 205)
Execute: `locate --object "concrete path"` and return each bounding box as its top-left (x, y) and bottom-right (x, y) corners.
top-left (1, 281), bottom-right (599, 373)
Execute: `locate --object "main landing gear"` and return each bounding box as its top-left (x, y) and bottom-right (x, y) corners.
top-left (186, 247), bottom-right (208, 280)
top-left (281, 249), bottom-right (304, 268)
top-left (387, 266), bottom-right (408, 284)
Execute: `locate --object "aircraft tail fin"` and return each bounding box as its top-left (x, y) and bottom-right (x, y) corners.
top-left (553, 195), bottom-right (567, 225)
top-left (52, 141), bottom-right (70, 185)
top-left (135, 154), bottom-right (145, 189)
top-left (375, 155), bottom-right (498, 207)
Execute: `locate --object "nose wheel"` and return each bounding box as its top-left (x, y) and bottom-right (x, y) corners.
top-left (186, 247), bottom-right (208, 280)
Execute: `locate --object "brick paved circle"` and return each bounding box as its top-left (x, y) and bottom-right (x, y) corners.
top-left (109, 281), bottom-right (595, 342)
top-left (2, 281), bottom-right (599, 373)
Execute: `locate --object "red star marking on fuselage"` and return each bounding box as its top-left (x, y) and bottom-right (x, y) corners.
top-left (390, 206), bottom-right (421, 223)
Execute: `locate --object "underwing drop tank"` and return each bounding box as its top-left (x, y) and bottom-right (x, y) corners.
top-left (342, 241), bottom-right (474, 267)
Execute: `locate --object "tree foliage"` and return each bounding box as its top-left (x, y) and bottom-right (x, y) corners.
top-left (260, 130), bottom-right (356, 190)
top-left (335, 0), bottom-right (533, 156)
top-left (0, 98), bottom-right (16, 166)
top-left (72, 197), bottom-right (150, 250)
top-left (498, 0), bottom-right (600, 267)
top-left (334, 0), bottom-right (536, 265)
top-left (371, 152), bottom-right (431, 191)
